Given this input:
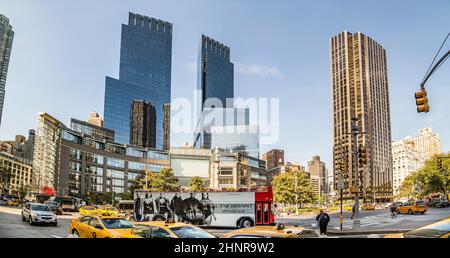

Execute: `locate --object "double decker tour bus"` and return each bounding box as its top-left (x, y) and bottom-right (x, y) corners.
top-left (133, 186), bottom-right (274, 228)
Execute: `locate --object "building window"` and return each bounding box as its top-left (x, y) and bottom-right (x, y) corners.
top-left (86, 153), bottom-right (103, 165)
top-left (107, 158), bottom-right (125, 168)
top-left (69, 148), bottom-right (82, 160)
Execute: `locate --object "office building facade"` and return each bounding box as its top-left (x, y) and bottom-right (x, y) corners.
top-left (71, 118), bottom-right (115, 142)
top-left (163, 103), bottom-right (170, 151)
top-left (307, 156), bottom-right (328, 197)
top-left (330, 31), bottom-right (393, 202)
top-left (262, 149), bottom-right (284, 170)
top-left (0, 151), bottom-right (33, 195)
top-left (414, 128), bottom-right (441, 161)
top-left (0, 15), bottom-right (14, 127)
top-left (32, 113), bottom-right (169, 197)
top-left (198, 35), bottom-right (234, 110)
top-left (130, 100), bottom-right (156, 148)
top-left (104, 12), bottom-right (172, 148)
top-left (392, 137), bottom-right (424, 196)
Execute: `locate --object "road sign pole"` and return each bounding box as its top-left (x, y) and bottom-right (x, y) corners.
top-left (340, 189), bottom-right (343, 231)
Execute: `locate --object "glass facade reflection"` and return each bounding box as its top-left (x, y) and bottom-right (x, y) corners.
top-left (198, 35), bottom-right (234, 110)
top-left (0, 15), bottom-right (14, 127)
top-left (104, 12), bottom-right (172, 148)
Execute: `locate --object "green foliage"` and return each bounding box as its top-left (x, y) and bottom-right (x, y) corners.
top-left (189, 177), bottom-right (205, 192)
top-left (397, 153), bottom-right (450, 198)
top-left (0, 163), bottom-right (12, 195)
top-left (272, 169), bottom-right (317, 205)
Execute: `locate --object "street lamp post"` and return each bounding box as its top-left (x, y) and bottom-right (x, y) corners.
top-left (350, 116), bottom-right (365, 228)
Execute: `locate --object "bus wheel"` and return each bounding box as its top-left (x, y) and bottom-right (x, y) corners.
top-left (239, 218), bottom-right (254, 228)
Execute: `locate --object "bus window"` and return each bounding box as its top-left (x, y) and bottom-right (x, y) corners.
top-left (256, 203), bottom-right (262, 224)
top-left (263, 203), bottom-right (270, 224)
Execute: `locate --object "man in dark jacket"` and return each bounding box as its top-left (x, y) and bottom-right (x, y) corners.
top-left (316, 209), bottom-right (330, 235)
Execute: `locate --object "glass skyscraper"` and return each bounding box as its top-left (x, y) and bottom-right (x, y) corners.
top-left (198, 35), bottom-right (234, 109)
top-left (0, 14), bottom-right (14, 128)
top-left (104, 12), bottom-right (172, 148)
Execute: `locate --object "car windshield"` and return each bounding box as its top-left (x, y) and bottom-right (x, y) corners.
top-left (404, 221), bottom-right (450, 238)
top-left (415, 201), bottom-right (425, 205)
top-left (104, 207), bottom-right (116, 210)
top-left (170, 226), bottom-right (216, 238)
top-left (83, 206), bottom-right (95, 210)
top-left (101, 218), bottom-right (134, 229)
top-left (31, 204), bottom-right (51, 211)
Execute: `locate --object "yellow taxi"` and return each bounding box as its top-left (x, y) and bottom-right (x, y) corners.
top-left (131, 220), bottom-right (216, 238)
top-left (6, 199), bottom-right (20, 207)
top-left (69, 215), bottom-right (138, 238)
top-left (343, 204), bottom-right (353, 211)
top-left (397, 200), bottom-right (427, 215)
top-left (223, 224), bottom-right (318, 238)
top-left (98, 206), bottom-right (119, 216)
top-left (79, 206), bottom-right (99, 216)
top-left (361, 203), bottom-right (375, 210)
top-left (385, 217), bottom-right (450, 238)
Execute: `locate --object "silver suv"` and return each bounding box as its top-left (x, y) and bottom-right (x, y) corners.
top-left (22, 202), bottom-right (58, 226)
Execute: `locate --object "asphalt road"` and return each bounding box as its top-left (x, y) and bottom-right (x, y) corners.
top-left (1, 205), bottom-right (448, 238)
top-left (277, 207), bottom-right (450, 231)
top-left (0, 206), bottom-right (75, 238)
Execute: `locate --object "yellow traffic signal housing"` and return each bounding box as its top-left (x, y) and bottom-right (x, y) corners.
top-left (358, 146), bottom-right (367, 165)
top-left (437, 159), bottom-right (443, 170)
top-left (415, 90), bottom-right (430, 113)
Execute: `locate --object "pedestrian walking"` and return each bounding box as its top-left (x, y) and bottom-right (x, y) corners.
top-left (316, 209), bottom-right (330, 235)
top-left (351, 204), bottom-right (355, 220)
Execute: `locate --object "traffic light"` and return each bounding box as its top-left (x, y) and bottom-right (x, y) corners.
top-left (437, 158), bottom-right (443, 170)
top-left (415, 89), bottom-right (430, 113)
top-left (358, 145), bottom-right (367, 165)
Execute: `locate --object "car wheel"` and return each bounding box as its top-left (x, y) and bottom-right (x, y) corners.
top-left (408, 209), bottom-right (413, 215)
top-left (53, 222), bottom-right (58, 227)
top-left (72, 229), bottom-right (79, 238)
top-left (239, 218), bottom-right (254, 228)
top-left (21, 213), bottom-right (25, 221)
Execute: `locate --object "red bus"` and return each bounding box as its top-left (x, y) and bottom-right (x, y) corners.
top-left (133, 186), bottom-right (274, 228)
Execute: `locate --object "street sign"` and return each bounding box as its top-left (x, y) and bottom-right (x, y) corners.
top-left (337, 181), bottom-right (345, 190)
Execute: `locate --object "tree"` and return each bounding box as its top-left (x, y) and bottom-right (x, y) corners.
top-left (398, 153), bottom-right (450, 199)
top-left (131, 167), bottom-right (180, 193)
top-left (189, 177), bottom-right (205, 192)
top-left (0, 163), bottom-right (12, 196)
top-left (272, 169), bottom-right (317, 207)
top-left (396, 173), bottom-right (418, 200)
top-left (42, 186), bottom-right (56, 196)
top-left (18, 184), bottom-right (32, 200)
top-left (150, 168), bottom-right (180, 192)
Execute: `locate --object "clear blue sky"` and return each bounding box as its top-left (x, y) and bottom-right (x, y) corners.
top-left (1, 0), bottom-right (449, 168)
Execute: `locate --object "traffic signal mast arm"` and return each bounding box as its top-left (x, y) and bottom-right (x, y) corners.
top-left (420, 49), bottom-right (450, 89)
top-left (415, 32), bottom-right (450, 113)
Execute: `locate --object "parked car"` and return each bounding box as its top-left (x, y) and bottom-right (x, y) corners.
top-left (79, 205), bottom-right (100, 216)
top-left (397, 201), bottom-right (427, 215)
top-left (435, 200), bottom-right (449, 208)
top-left (44, 201), bottom-right (63, 215)
top-left (6, 199), bottom-right (21, 207)
top-left (22, 202), bottom-right (58, 226)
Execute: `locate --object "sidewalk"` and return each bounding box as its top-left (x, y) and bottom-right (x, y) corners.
top-left (327, 228), bottom-right (412, 236)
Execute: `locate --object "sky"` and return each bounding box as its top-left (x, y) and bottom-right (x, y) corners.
top-left (0, 0), bottom-right (449, 169)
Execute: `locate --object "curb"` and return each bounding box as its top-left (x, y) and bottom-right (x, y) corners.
top-left (327, 229), bottom-right (412, 236)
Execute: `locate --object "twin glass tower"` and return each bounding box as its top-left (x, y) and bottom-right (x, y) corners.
top-left (104, 12), bottom-right (259, 158)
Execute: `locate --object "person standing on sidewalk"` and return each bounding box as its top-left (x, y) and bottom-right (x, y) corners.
top-left (316, 209), bottom-right (330, 235)
top-left (351, 204), bottom-right (356, 220)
